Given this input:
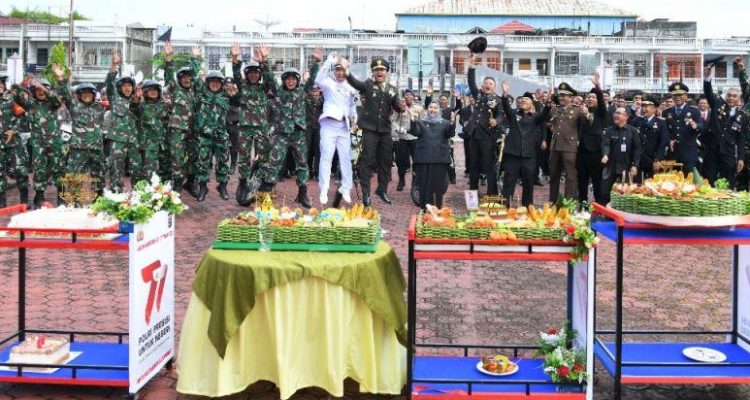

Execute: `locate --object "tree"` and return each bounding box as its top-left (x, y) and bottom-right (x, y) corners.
top-left (150, 52), bottom-right (202, 79)
top-left (9, 7), bottom-right (88, 24)
top-left (43, 41), bottom-right (69, 83)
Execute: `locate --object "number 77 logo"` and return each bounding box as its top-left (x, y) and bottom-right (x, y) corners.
top-left (141, 261), bottom-right (168, 324)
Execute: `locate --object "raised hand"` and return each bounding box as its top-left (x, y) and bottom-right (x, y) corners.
top-left (737, 56), bottom-right (745, 71)
top-left (134, 86), bottom-right (143, 102)
top-left (52, 64), bottom-right (65, 80)
top-left (452, 89), bottom-right (460, 98)
top-left (703, 64), bottom-right (713, 80)
top-left (337, 56), bottom-right (349, 70)
top-left (112, 51), bottom-right (122, 66)
top-left (592, 70), bottom-right (601, 87)
top-left (230, 42), bottom-right (241, 61)
top-left (164, 41), bottom-right (173, 61)
top-left (312, 45), bottom-right (323, 62)
top-left (191, 46), bottom-right (201, 57)
top-left (226, 83), bottom-right (238, 96)
top-left (253, 44), bottom-right (269, 62)
top-left (501, 80), bottom-right (510, 94)
top-left (426, 83), bottom-right (433, 95)
top-left (302, 70), bottom-right (311, 82)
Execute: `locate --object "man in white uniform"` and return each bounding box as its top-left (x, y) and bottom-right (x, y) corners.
top-left (314, 53), bottom-right (357, 205)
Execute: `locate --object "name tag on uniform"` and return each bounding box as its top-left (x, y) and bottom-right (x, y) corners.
top-left (621, 143), bottom-right (627, 152)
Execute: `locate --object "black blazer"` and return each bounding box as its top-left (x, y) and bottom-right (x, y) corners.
top-left (411, 118), bottom-right (455, 164)
top-left (603, 124), bottom-right (642, 177)
top-left (464, 67), bottom-right (504, 141)
top-left (662, 104), bottom-right (704, 164)
top-left (633, 116), bottom-right (670, 168)
top-left (501, 95), bottom-right (550, 159)
top-left (578, 87), bottom-right (609, 153)
top-left (346, 74), bottom-right (403, 134)
top-left (704, 80), bottom-right (748, 161)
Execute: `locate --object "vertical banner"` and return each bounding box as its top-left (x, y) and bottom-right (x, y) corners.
top-left (128, 211), bottom-right (175, 393)
top-left (737, 246), bottom-right (750, 353)
top-left (571, 250), bottom-right (595, 400)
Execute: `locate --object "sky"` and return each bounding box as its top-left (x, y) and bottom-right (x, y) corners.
top-left (2, 0), bottom-right (748, 38)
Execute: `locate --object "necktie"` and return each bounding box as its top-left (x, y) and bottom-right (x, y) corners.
top-left (676, 106), bottom-right (682, 115)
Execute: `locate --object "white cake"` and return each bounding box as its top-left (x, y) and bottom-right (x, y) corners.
top-left (9, 336), bottom-right (70, 366)
top-left (8, 206), bottom-right (118, 232)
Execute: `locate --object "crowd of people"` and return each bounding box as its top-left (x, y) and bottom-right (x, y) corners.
top-left (1, 46), bottom-right (749, 211)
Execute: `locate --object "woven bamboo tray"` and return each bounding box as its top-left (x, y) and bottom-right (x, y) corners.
top-left (215, 218), bottom-right (381, 249)
top-left (610, 192), bottom-right (750, 217)
top-left (415, 213), bottom-right (564, 241)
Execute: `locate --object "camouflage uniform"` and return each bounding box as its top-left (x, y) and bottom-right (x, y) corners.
top-left (57, 81), bottom-right (106, 191)
top-left (232, 60), bottom-right (275, 180)
top-left (194, 73), bottom-right (235, 185)
top-left (133, 88), bottom-right (169, 183)
top-left (15, 88), bottom-right (64, 194)
top-left (104, 72), bottom-right (141, 191)
top-left (0, 90), bottom-right (16, 202)
top-left (5, 104), bottom-right (31, 199)
top-left (263, 64), bottom-right (319, 187)
top-left (164, 58), bottom-right (199, 186)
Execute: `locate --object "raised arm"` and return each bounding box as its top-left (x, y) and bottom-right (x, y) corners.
top-left (703, 64), bottom-right (724, 111)
top-left (303, 45), bottom-right (323, 92)
top-left (341, 57), bottom-right (366, 93)
top-left (52, 64), bottom-right (73, 109)
top-left (737, 57), bottom-right (750, 108)
top-left (105, 50), bottom-right (121, 99)
top-left (467, 59), bottom-right (480, 99)
top-left (591, 71), bottom-right (607, 119)
top-left (315, 54), bottom-right (336, 90)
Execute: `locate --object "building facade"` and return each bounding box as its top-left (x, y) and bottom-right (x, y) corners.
top-left (0, 19), bottom-right (154, 84)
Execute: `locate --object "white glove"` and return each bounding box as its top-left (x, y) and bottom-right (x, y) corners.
top-left (20, 132), bottom-right (31, 142)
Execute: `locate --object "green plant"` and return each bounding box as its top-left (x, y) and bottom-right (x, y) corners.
top-left (714, 178), bottom-right (730, 190)
top-left (9, 7), bottom-right (88, 24)
top-left (150, 52), bottom-right (202, 75)
top-left (42, 41), bottom-right (69, 83)
top-left (543, 346), bottom-right (588, 384)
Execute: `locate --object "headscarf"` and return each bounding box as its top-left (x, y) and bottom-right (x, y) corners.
top-left (422, 101), bottom-right (443, 123)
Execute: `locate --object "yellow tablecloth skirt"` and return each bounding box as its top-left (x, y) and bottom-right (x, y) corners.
top-left (176, 276), bottom-right (406, 399)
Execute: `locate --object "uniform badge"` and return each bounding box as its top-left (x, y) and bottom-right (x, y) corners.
top-left (653, 123), bottom-right (658, 129)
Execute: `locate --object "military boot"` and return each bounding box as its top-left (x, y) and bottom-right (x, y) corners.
top-left (229, 151), bottom-right (238, 175)
top-left (196, 182), bottom-right (208, 202)
top-left (33, 191), bottom-right (45, 209)
top-left (217, 182), bottom-right (229, 201)
top-left (295, 185), bottom-right (312, 209)
top-left (236, 179), bottom-right (249, 204)
top-left (183, 175), bottom-right (198, 199)
top-left (19, 187), bottom-right (29, 206)
top-left (397, 172), bottom-right (406, 192)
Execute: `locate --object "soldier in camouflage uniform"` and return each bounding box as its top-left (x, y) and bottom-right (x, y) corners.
top-left (193, 68), bottom-right (239, 202)
top-left (163, 42), bottom-right (200, 196)
top-left (15, 78), bottom-right (64, 208)
top-left (104, 51), bottom-right (142, 191)
top-left (246, 49), bottom-right (320, 208)
top-left (53, 65), bottom-right (106, 194)
top-left (230, 43), bottom-right (276, 205)
top-left (0, 75), bottom-right (16, 207)
top-left (133, 80), bottom-right (169, 183)
top-left (3, 84), bottom-right (32, 206)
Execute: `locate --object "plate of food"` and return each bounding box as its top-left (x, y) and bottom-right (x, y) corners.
top-left (477, 355), bottom-right (519, 376)
top-left (682, 347), bottom-right (727, 363)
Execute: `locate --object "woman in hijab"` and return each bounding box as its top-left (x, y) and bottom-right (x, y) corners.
top-left (411, 101), bottom-right (455, 208)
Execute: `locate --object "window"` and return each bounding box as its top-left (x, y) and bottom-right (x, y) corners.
top-left (519, 58), bottom-right (532, 71)
top-left (715, 62), bottom-right (728, 79)
top-left (3, 48), bottom-right (19, 62)
top-left (503, 58), bottom-right (513, 75)
top-left (536, 59), bottom-right (548, 76)
top-left (555, 52), bottom-right (579, 75)
top-left (37, 48), bottom-right (49, 66)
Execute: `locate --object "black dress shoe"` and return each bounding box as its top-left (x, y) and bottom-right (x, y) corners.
top-left (396, 180), bottom-right (405, 191)
top-left (375, 189), bottom-right (392, 204)
top-left (332, 191), bottom-right (343, 208)
top-left (363, 193), bottom-right (372, 207)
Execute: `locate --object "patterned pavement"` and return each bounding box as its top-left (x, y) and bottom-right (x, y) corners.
top-left (1, 148), bottom-right (749, 399)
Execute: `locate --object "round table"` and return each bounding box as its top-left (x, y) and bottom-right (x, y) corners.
top-left (176, 241), bottom-right (407, 399)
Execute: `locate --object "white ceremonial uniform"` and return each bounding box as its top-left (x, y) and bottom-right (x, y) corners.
top-left (315, 55), bottom-right (358, 203)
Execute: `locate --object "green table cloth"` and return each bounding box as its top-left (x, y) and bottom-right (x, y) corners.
top-left (192, 241), bottom-right (408, 358)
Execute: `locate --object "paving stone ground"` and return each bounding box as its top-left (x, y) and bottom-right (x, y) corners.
top-left (1, 147), bottom-right (749, 399)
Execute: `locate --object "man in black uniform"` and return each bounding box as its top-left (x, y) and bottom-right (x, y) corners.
top-left (704, 64), bottom-right (748, 188)
top-left (458, 94), bottom-right (476, 176)
top-left (499, 82), bottom-right (550, 206)
top-left (662, 82), bottom-right (703, 174)
top-left (465, 56), bottom-right (504, 196)
top-left (601, 107), bottom-right (641, 204)
top-left (343, 57), bottom-right (403, 206)
top-left (633, 97), bottom-right (670, 181)
top-left (306, 85), bottom-right (324, 180)
top-left (577, 72), bottom-right (609, 205)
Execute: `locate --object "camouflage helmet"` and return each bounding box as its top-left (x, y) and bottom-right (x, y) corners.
top-left (243, 60), bottom-right (260, 74)
top-left (37, 78), bottom-right (52, 88)
top-left (176, 66), bottom-right (194, 79)
top-left (205, 70), bottom-right (225, 83)
top-left (116, 76), bottom-right (136, 88)
top-left (281, 68), bottom-right (301, 83)
top-left (75, 82), bottom-right (97, 95)
top-left (142, 79), bottom-right (162, 92)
